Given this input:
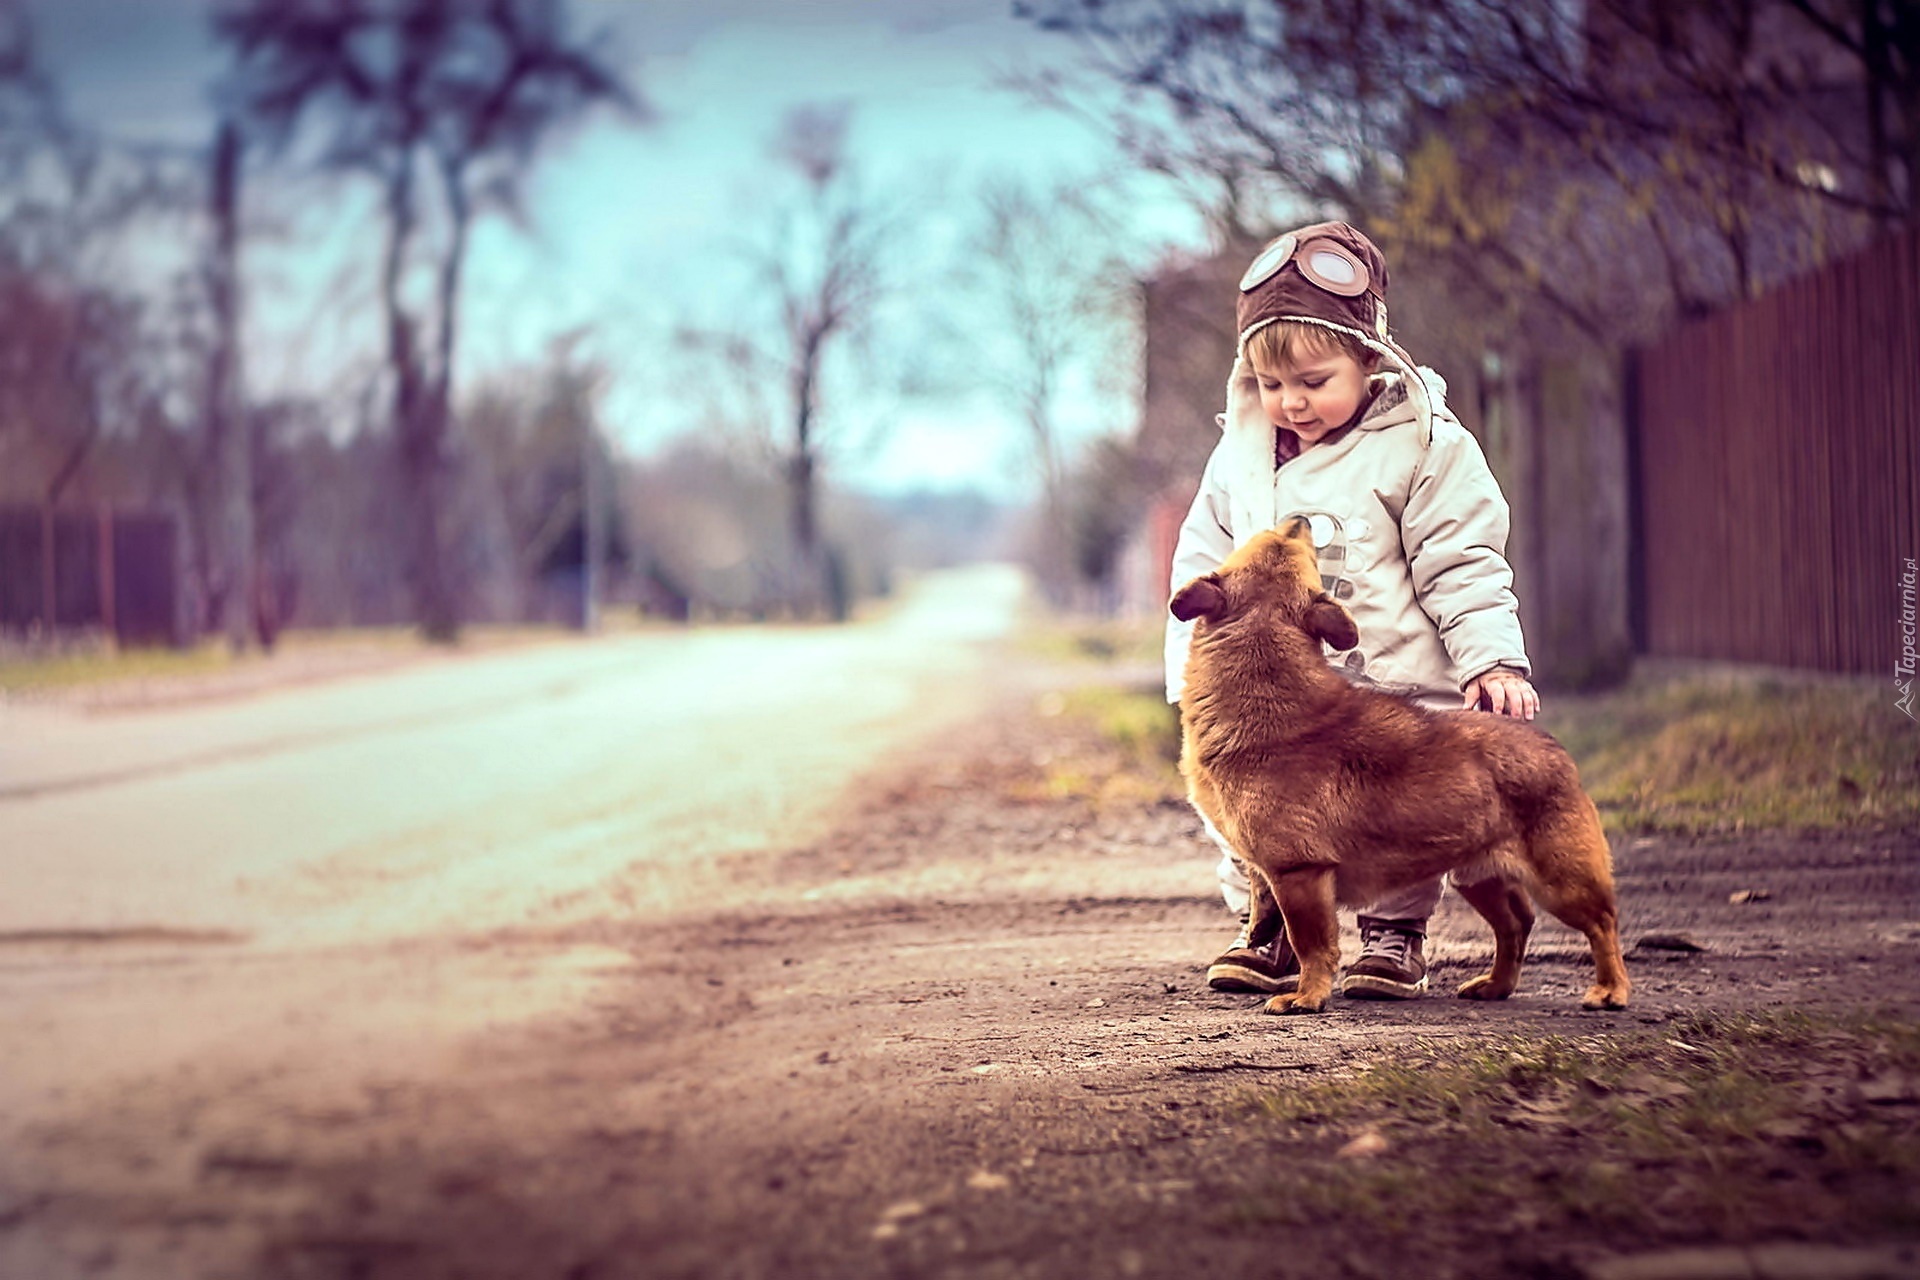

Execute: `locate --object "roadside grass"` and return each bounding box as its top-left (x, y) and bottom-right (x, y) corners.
top-left (1026, 684), bottom-right (1183, 806)
top-left (1019, 616), bottom-right (1166, 668)
top-left (0, 624), bottom-right (567, 696)
top-left (1017, 619), bottom-right (1183, 806)
top-left (1236, 1009), bottom-right (1920, 1255)
top-left (1540, 668), bottom-right (1919, 834)
top-left (1032, 618), bottom-right (1918, 835)
top-left (0, 639), bottom-right (240, 693)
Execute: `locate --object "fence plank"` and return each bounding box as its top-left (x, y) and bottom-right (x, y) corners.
top-left (1632, 221), bottom-right (1920, 675)
top-left (0, 505), bottom-right (178, 645)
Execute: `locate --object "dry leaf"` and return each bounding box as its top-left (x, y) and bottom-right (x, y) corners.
top-left (1336, 1128), bottom-right (1389, 1160)
top-left (1635, 933), bottom-right (1707, 953)
top-left (880, 1199), bottom-right (927, 1223)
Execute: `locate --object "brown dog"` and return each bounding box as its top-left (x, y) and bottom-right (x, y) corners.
top-left (1172, 519), bottom-right (1631, 1015)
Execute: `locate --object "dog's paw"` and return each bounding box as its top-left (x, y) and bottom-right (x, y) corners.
top-left (1261, 993), bottom-right (1327, 1015)
top-left (1580, 985), bottom-right (1630, 1011)
top-left (1455, 974), bottom-right (1514, 1001)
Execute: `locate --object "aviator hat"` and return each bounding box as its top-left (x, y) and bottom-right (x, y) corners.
top-left (1233, 220), bottom-right (1434, 438)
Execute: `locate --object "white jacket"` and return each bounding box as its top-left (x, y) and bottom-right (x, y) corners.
top-left (1164, 363), bottom-right (1530, 705)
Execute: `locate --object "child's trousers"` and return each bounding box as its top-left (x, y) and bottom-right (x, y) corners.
top-left (1200, 814), bottom-right (1446, 923)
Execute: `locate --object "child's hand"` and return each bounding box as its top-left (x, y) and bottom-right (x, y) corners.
top-left (1462, 667), bottom-right (1539, 720)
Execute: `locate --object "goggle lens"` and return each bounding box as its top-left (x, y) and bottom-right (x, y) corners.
top-left (1238, 234), bottom-right (1371, 298)
top-left (1237, 233), bottom-right (1296, 291)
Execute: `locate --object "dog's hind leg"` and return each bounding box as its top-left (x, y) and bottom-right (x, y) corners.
top-left (1527, 810), bottom-right (1632, 1011)
top-left (1261, 866), bottom-right (1339, 1015)
top-left (1553, 894), bottom-right (1631, 1011)
top-left (1546, 894), bottom-right (1631, 1011)
top-left (1449, 874), bottom-right (1534, 1001)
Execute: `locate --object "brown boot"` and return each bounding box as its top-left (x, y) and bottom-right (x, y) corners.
top-left (1207, 912), bottom-right (1301, 995)
top-left (1340, 916), bottom-right (1429, 1000)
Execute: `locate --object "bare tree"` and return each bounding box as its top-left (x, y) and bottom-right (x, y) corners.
top-left (0, 273), bottom-right (142, 507)
top-left (674, 105), bottom-right (893, 620)
top-left (1018, 0), bottom-right (1905, 351)
top-left (0, 4), bottom-right (313, 648)
top-left (0, 0), bottom-right (54, 197)
top-left (766, 105), bottom-right (892, 619)
top-left (214, 0), bottom-right (643, 640)
top-left (963, 175), bottom-right (1132, 604)
top-left (0, 2), bottom-right (187, 497)
top-left (0, 8), bottom-right (187, 632)
top-left (1778, 0), bottom-right (1919, 226)
top-left (202, 117), bottom-right (255, 651)
top-left (459, 339), bottom-right (615, 628)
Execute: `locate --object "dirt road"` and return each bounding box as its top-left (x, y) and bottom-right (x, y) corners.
top-left (0, 566), bottom-right (1028, 947)
top-left (2, 630), bottom-right (1918, 1279)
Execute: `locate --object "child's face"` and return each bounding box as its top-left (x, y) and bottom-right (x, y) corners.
top-left (1253, 348), bottom-right (1372, 446)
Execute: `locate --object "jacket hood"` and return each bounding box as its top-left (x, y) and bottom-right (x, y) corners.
top-left (1355, 366), bottom-right (1449, 433)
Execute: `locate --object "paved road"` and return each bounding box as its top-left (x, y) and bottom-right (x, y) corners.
top-left (0, 565), bottom-right (1029, 950)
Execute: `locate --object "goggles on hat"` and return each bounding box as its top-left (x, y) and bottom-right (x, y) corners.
top-left (1238, 233), bottom-right (1372, 298)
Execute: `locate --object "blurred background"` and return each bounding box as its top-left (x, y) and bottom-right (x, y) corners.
top-left (0, 0), bottom-right (1913, 686)
top-left (0, 14), bottom-right (1914, 1270)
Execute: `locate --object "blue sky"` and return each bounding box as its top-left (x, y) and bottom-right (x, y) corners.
top-left (27, 0), bottom-right (1207, 501)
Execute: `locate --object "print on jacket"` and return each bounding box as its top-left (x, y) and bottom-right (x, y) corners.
top-left (1288, 509), bottom-right (1370, 681)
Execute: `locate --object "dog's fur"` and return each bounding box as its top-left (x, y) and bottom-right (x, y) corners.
top-left (1172, 519), bottom-right (1631, 1014)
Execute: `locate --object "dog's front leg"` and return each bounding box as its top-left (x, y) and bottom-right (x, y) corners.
top-left (1263, 866), bottom-right (1339, 1015)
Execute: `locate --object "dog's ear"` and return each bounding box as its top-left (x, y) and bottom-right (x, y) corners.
top-left (1170, 574), bottom-right (1228, 623)
top-left (1304, 593), bottom-right (1360, 650)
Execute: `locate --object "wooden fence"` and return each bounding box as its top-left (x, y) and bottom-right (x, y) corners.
top-left (0, 505), bottom-right (180, 646)
top-left (1628, 220), bottom-right (1920, 674)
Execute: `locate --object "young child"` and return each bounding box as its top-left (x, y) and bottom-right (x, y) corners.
top-left (1165, 221), bottom-right (1539, 1001)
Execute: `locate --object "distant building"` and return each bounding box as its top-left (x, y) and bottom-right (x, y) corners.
top-left (1114, 241), bottom-right (1255, 622)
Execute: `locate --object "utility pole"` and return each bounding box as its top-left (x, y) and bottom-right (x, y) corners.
top-left (208, 117), bottom-right (253, 652)
top-left (580, 373), bottom-right (603, 633)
